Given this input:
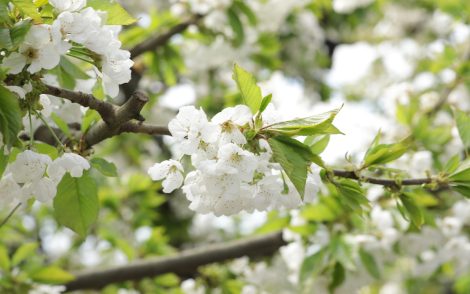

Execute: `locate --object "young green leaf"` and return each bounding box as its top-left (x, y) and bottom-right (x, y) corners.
top-left (9, 19), bottom-right (31, 48)
top-left (362, 137), bottom-right (411, 168)
top-left (449, 159), bottom-right (470, 182)
top-left (300, 248), bottom-right (327, 283)
top-left (0, 146), bottom-right (9, 178)
top-left (87, 0), bottom-right (136, 25)
top-left (12, 242), bottom-right (37, 266)
top-left (268, 136), bottom-right (315, 197)
top-left (359, 248), bottom-right (381, 279)
top-left (399, 192), bottom-right (424, 228)
top-left (232, 63), bottom-right (262, 114)
top-left (54, 172), bottom-right (99, 237)
top-left (11, 0), bottom-right (42, 23)
top-left (259, 94), bottom-right (272, 114)
top-left (335, 179), bottom-right (369, 212)
top-left (0, 85), bottom-right (22, 146)
top-left (232, 0), bottom-right (257, 26)
top-left (329, 262), bottom-right (346, 291)
top-left (307, 135), bottom-right (330, 155)
top-left (264, 108), bottom-right (342, 137)
top-left (454, 109), bottom-right (470, 149)
top-left (227, 7), bottom-right (244, 46)
top-left (0, 244), bottom-right (10, 271)
top-left (31, 266), bottom-right (75, 284)
top-left (90, 157), bottom-right (118, 177)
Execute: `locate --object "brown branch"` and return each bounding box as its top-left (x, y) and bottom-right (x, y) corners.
top-left (331, 169), bottom-right (446, 188)
top-left (64, 231), bottom-right (286, 292)
top-left (43, 85), bottom-right (115, 123)
top-left (119, 121), bottom-right (171, 136)
top-left (130, 14), bottom-right (203, 59)
top-left (84, 91), bottom-right (149, 147)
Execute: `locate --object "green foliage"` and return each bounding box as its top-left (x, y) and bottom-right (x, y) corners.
top-left (300, 247), bottom-right (328, 283)
top-left (268, 135), bottom-right (317, 197)
top-left (258, 94), bottom-right (272, 114)
top-left (87, 0), bottom-right (136, 25)
top-left (363, 136), bottom-right (410, 168)
top-left (232, 63), bottom-right (262, 114)
top-left (90, 157), bottom-right (118, 177)
top-left (11, 243), bottom-right (37, 266)
top-left (0, 244), bottom-right (10, 271)
top-left (0, 85), bottom-right (22, 146)
top-left (454, 109), bottom-right (470, 149)
top-left (0, 146), bottom-right (8, 178)
top-left (31, 266), bottom-right (75, 284)
top-left (359, 248), bottom-right (381, 279)
top-left (398, 193), bottom-right (424, 228)
top-left (227, 7), bottom-right (244, 47)
top-left (263, 109), bottom-right (342, 137)
top-left (11, 0), bottom-right (42, 23)
top-left (54, 171), bottom-right (99, 237)
top-left (335, 179), bottom-right (369, 212)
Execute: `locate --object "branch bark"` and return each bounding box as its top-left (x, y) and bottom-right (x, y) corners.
top-left (64, 231), bottom-right (286, 292)
top-left (332, 169), bottom-right (446, 188)
top-left (44, 85), bottom-right (115, 123)
top-left (129, 14), bottom-right (203, 59)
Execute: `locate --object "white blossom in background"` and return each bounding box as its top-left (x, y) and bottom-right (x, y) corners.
top-left (333, 0), bottom-right (375, 14)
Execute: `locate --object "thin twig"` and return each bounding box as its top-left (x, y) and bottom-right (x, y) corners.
top-left (0, 203), bottom-right (21, 229)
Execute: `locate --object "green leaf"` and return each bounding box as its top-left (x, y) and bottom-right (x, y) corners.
top-left (259, 94), bottom-right (272, 114)
top-left (335, 179), bottom-right (369, 212)
top-left (87, 0), bottom-right (136, 25)
top-left (233, 0), bottom-right (257, 25)
top-left (329, 262), bottom-right (346, 291)
top-left (9, 19), bottom-right (31, 48)
top-left (264, 108), bottom-right (342, 137)
top-left (50, 113), bottom-right (71, 138)
top-left (268, 136), bottom-right (314, 197)
top-left (81, 109), bottom-right (100, 133)
top-left (362, 137), bottom-right (410, 168)
top-left (232, 63), bottom-right (262, 114)
top-left (454, 109), bottom-right (470, 149)
top-left (90, 157), bottom-right (118, 177)
top-left (11, 0), bottom-right (42, 23)
top-left (31, 266), bottom-right (75, 284)
top-left (0, 28), bottom-right (12, 49)
top-left (0, 0), bottom-right (11, 26)
top-left (399, 192), bottom-right (424, 228)
top-left (307, 135), bottom-right (330, 155)
top-left (0, 146), bottom-right (9, 178)
top-left (12, 242), bottom-right (37, 266)
top-left (444, 154), bottom-right (460, 174)
top-left (449, 159), bottom-right (470, 182)
top-left (53, 172), bottom-right (99, 237)
top-left (300, 248), bottom-right (327, 283)
top-left (59, 56), bottom-right (90, 80)
top-left (227, 7), bottom-right (244, 46)
top-left (359, 248), bottom-right (381, 279)
top-left (0, 244), bottom-right (10, 271)
top-left (0, 85), bottom-right (23, 146)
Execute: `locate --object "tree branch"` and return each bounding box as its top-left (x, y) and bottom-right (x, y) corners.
top-left (64, 231), bottom-right (286, 292)
top-left (43, 85), bottom-right (115, 123)
top-left (119, 121), bottom-right (172, 136)
top-left (332, 169), bottom-right (446, 188)
top-left (84, 91), bottom-right (149, 147)
top-left (129, 14), bottom-right (203, 59)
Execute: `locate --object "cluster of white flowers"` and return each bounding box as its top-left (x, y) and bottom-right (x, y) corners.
top-left (1, 0), bottom-right (133, 98)
top-left (0, 150), bottom-right (90, 206)
top-left (148, 104), bottom-right (321, 216)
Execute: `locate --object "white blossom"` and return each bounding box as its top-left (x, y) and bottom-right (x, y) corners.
top-left (0, 173), bottom-right (22, 206)
top-left (47, 153), bottom-right (90, 183)
top-left (148, 159), bottom-right (184, 193)
top-left (212, 105), bottom-right (252, 145)
top-left (9, 150), bottom-right (52, 184)
top-left (49, 0), bottom-right (86, 12)
top-left (22, 177), bottom-right (57, 203)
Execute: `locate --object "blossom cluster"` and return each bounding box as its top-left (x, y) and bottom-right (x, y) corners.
top-left (1, 0), bottom-right (133, 98)
top-left (148, 104), bottom-right (321, 216)
top-left (0, 150), bottom-right (90, 206)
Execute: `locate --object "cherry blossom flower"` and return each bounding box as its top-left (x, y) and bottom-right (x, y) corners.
top-left (148, 160), bottom-right (184, 193)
